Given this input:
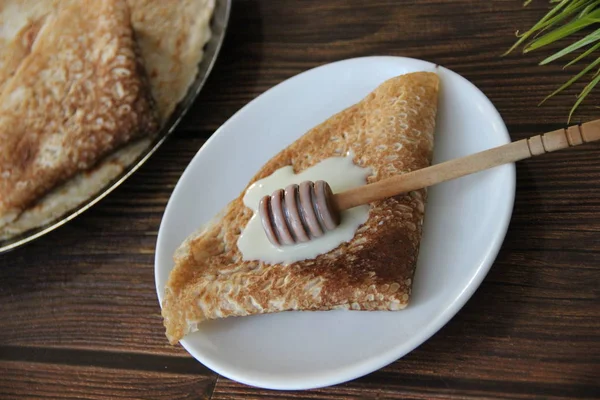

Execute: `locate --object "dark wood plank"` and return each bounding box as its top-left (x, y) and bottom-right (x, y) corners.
top-left (180, 0), bottom-right (598, 136)
top-left (0, 357), bottom-right (216, 400)
top-left (212, 369), bottom-right (597, 400)
top-left (0, 0), bottom-right (599, 399)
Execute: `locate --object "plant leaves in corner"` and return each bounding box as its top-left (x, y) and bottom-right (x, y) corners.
top-left (504, 0), bottom-right (600, 122)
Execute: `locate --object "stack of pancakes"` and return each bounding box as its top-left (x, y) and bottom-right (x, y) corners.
top-left (0, 0), bottom-right (215, 239)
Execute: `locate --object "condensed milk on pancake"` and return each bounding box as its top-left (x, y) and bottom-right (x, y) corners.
top-left (237, 152), bottom-right (372, 264)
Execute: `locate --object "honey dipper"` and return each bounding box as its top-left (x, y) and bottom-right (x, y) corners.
top-left (259, 119), bottom-right (600, 246)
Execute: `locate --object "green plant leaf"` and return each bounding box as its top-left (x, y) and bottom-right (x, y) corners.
top-left (576, 0), bottom-right (600, 19)
top-left (540, 28), bottom-right (600, 64)
top-left (507, 0), bottom-right (600, 121)
top-left (524, 9), bottom-right (600, 52)
top-left (530, 0), bottom-right (593, 39)
top-left (503, 0), bottom-right (572, 55)
top-left (565, 41), bottom-right (600, 66)
top-left (569, 67), bottom-right (600, 121)
top-left (540, 55), bottom-right (600, 104)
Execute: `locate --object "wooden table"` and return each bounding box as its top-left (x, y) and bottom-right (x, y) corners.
top-left (1, 1), bottom-right (598, 399)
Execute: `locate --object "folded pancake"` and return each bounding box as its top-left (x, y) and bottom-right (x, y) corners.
top-left (0, 0), bottom-right (215, 238)
top-left (127, 0), bottom-right (215, 123)
top-left (0, 0), bottom-right (159, 227)
top-left (162, 72), bottom-right (440, 344)
top-left (0, 0), bottom-right (215, 123)
top-left (0, 3), bottom-right (48, 95)
top-left (0, 0), bottom-right (64, 89)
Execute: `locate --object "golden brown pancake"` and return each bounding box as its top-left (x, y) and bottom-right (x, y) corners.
top-left (127, 0), bottom-right (215, 123)
top-left (0, 0), bottom-right (159, 227)
top-left (0, 0), bottom-right (215, 238)
top-left (162, 72), bottom-right (440, 344)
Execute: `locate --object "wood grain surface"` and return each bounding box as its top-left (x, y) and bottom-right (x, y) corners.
top-left (1, 0), bottom-right (598, 399)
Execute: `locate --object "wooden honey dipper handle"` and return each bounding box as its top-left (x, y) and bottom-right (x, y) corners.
top-left (334, 119), bottom-right (600, 211)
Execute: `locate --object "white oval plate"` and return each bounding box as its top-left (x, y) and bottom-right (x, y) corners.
top-left (155, 56), bottom-right (515, 390)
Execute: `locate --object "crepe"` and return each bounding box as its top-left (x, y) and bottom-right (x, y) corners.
top-left (0, 0), bottom-right (215, 121)
top-left (127, 0), bottom-right (215, 122)
top-left (0, 139), bottom-right (150, 240)
top-left (162, 72), bottom-right (440, 344)
top-left (0, 0), bottom-right (57, 94)
top-left (0, 0), bottom-right (159, 228)
top-left (0, 0), bottom-right (215, 239)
